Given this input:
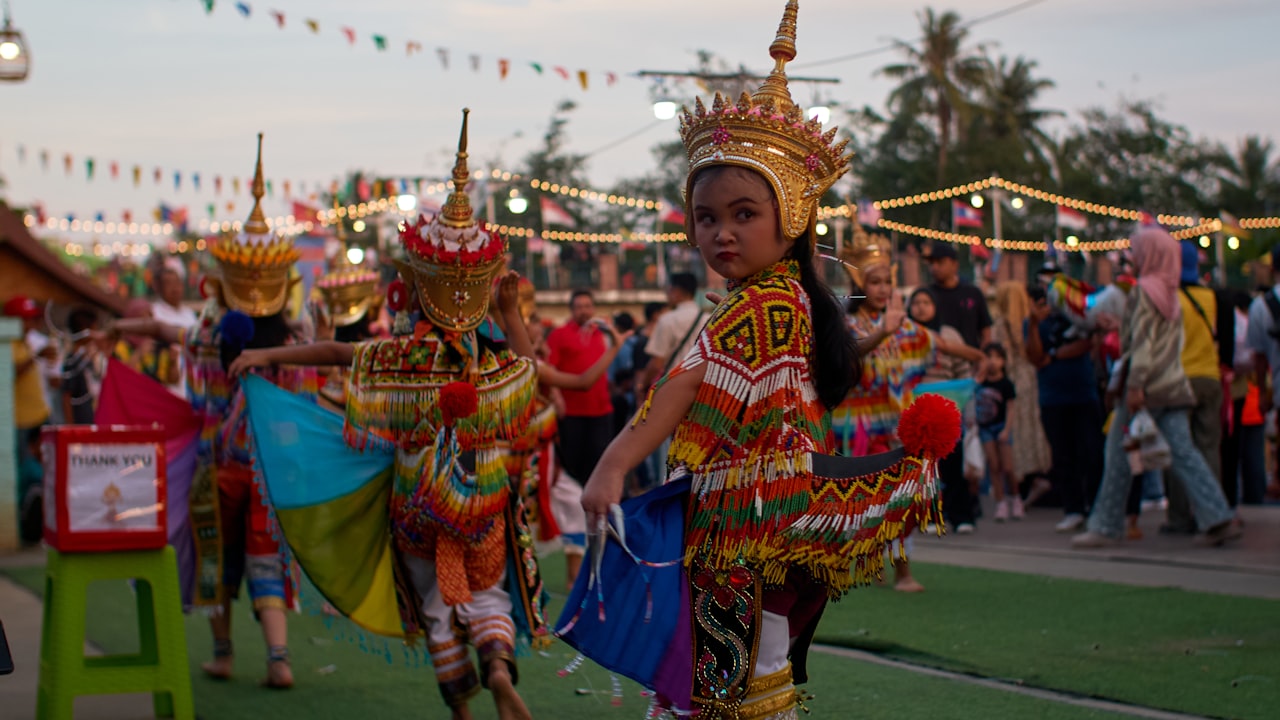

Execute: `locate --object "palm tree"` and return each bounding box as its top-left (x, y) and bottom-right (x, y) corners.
top-left (1217, 135), bottom-right (1280, 216)
top-left (878, 8), bottom-right (986, 193)
top-left (974, 55), bottom-right (1062, 172)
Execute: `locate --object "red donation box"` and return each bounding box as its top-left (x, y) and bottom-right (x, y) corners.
top-left (42, 425), bottom-right (168, 552)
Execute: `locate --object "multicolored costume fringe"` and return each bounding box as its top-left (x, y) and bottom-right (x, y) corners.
top-left (832, 312), bottom-right (935, 456)
top-left (342, 323), bottom-right (536, 609)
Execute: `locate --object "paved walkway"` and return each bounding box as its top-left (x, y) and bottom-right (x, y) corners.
top-left (1, 503), bottom-right (1275, 719)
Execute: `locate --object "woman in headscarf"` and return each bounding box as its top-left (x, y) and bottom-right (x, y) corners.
top-left (991, 282), bottom-right (1052, 517)
top-left (1072, 225), bottom-right (1241, 548)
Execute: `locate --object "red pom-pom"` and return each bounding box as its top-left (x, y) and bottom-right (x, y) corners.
top-left (899, 393), bottom-right (962, 460)
top-left (198, 276), bottom-right (211, 300)
top-left (387, 279), bottom-right (408, 312)
top-left (439, 381), bottom-right (479, 426)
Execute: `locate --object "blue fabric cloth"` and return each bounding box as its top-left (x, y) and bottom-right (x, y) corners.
top-left (1180, 241), bottom-right (1199, 284)
top-left (1026, 316), bottom-right (1098, 407)
top-left (556, 476), bottom-right (690, 691)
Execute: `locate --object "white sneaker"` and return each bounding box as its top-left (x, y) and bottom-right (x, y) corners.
top-left (1055, 514), bottom-right (1085, 533)
top-left (994, 499), bottom-right (1009, 522)
top-left (1011, 497), bottom-right (1025, 520)
top-left (955, 523), bottom-right (976, 535)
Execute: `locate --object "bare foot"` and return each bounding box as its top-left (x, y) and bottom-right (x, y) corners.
top-left (894, 576), bottom-right (926, 593)
top-left (201, 656), bottom-right (233, 680)
top-left (264, 659), bottom-right (294, 689)
top-left (450, 704), bottom-right (474, 720)
top-left (489, 662), bottom-right (532, 720)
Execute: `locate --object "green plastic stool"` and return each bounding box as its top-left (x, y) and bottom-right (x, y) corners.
top-left (36, 546), bottom-right (195, 720)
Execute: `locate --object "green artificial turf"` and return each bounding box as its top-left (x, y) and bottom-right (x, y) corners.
top-left (7, 556), bottom-right (1273, 719)
top-left (820, 563), bottom-right (1280, 720)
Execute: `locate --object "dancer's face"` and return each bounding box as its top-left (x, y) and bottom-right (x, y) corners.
top-left (862, 266), bottom-right (893, 312)
top-left (691, 167), bottom-right (793, 281)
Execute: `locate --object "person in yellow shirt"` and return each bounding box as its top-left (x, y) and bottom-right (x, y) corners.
top-left (6, 296), bottom-right (52, 433)
top-left (1165, 242), bottom-right (1222, 534)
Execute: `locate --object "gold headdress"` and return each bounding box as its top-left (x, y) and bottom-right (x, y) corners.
top-left (207, 134), bottom-right (301, 317)
top-left (395, 109), bottom-right (507, 333)
top-left (842, 222), bottom-right (895, 288)
top-left (316, 200), bottom-right (380, 327)
top-left (679, 0), bottom-right (851, 240)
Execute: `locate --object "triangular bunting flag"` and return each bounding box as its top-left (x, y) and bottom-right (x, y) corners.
top-left (85, 158), bottom-right (95, 180)
top-left (153, 167), bottom-right (162, 184)
top-left (498, 58), bottom-right (510, 79)
top-left (530, 62), bottom-right (543, 74)
top-left (109, 161), bottom-right (119, 180)
top-left (63, 154), bottom-right (72, 174)
top-left (202, 0), bottom-right (215, 14)
top-left (341, 27), bottom-right (356, 44)
top-left (436, 48), bottom-right (449, 69)
top-left (193, 172), bottom-right (201, 191)
top-left (554, 66), bottom-right (569, 80)
top-left (305, 18), bottom-right (319, 33)
top-left (373, 35), bottom-right (387, 51)
top-left (577, 70), bottom-right (588, 90)
top-left (132, 165), bottom-right (141, 186)
top-left (606, 72), bottom-right (617, 87)
top-left (407, 40), bottom-right (422, 55)
top-left (235, 2), bottom-right (250, 18)
top-left (470, 54), bottom-right (481, 72)
top-left (270, 10), bottom-right (285, 28)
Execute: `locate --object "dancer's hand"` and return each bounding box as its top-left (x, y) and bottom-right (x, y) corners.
top-left (581, 469), bottom-right (625, 529)
top-left (228, 348), bottom-right (275, 378)
top-left (495, 271), bottom-right (523, 316)
top-left (883, 291), bottom-right (906, 335)
top-left (1125, 387), bottom-right (1145, 414)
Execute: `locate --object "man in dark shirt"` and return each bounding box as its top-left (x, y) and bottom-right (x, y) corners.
top-left (1026, 284), bottom-right (1104, 532)
top-left (924, 242), bottom-right (993, 349)
top-left (922, 242), bottom-right (992, 533)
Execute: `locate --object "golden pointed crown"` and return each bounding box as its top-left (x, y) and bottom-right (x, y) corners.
top-left (316, 199), bottom-right (381, 327)
top-left (679, 0), bottom-right (851, 240)
top-left (841, 222), bottom-right (894, 287)
top-left (207, 133), bottom-right (301, 317)
top-left (396, 109), bottom-right (507, 333)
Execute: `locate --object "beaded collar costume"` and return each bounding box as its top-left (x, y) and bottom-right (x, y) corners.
top-left (342, 109), bottom-right (537, 611)
top-left (206, 134), bottom-right (300, 318)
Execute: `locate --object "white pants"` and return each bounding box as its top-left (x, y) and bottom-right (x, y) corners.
top-left (404, 553), bottom-right (515, 705)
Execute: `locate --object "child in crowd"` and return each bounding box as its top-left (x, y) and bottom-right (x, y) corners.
top-left (977, 343), bottom-right (1020, 521)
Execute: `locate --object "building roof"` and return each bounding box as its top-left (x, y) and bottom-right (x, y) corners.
top-left (0, 201), bottom-right (129, 316)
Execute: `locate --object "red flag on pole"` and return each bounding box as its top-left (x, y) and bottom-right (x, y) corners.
top-left (540, 196), bottom-right (575, 227)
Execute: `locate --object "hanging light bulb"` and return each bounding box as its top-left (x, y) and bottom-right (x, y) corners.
top-left (0, 2), bottom-right (30, 82)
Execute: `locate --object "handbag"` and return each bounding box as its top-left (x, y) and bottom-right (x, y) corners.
top-left (963, 425), bottom-right (985, 482)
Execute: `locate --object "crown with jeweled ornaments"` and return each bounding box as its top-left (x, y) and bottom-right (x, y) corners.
top-left (316, 200), bottom-right (381, 327)
top-left (679, 0), bottom-right (851, 241)
top-left (207, 133), bottom-right (301, 317)
top-left (395, 109), bottom-right (507, 333)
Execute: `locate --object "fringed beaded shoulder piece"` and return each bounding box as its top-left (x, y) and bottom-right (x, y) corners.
top-left (342, 329), bottom-right (536, 453)
top-left (642, 260), bottom-right (833, 583)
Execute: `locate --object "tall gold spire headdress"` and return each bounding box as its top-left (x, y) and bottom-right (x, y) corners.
top-left (207, 133), bottom-right (301, 317)
top-left (395, 109), bottom-right (507, 333)
top-left (679, 0), bottom-right (851, 240)
top-left (316, 198), bottom-right (381, 327)
top-left (841, 208), bottom-right (895, 287)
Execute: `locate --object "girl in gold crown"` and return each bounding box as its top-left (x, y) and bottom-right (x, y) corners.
top-left (833, 232), bottom-right (984, 593)
top-left (104, 134), bottom-right (316, 689)
top-left (579, 4), bottom-right (876, 716)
